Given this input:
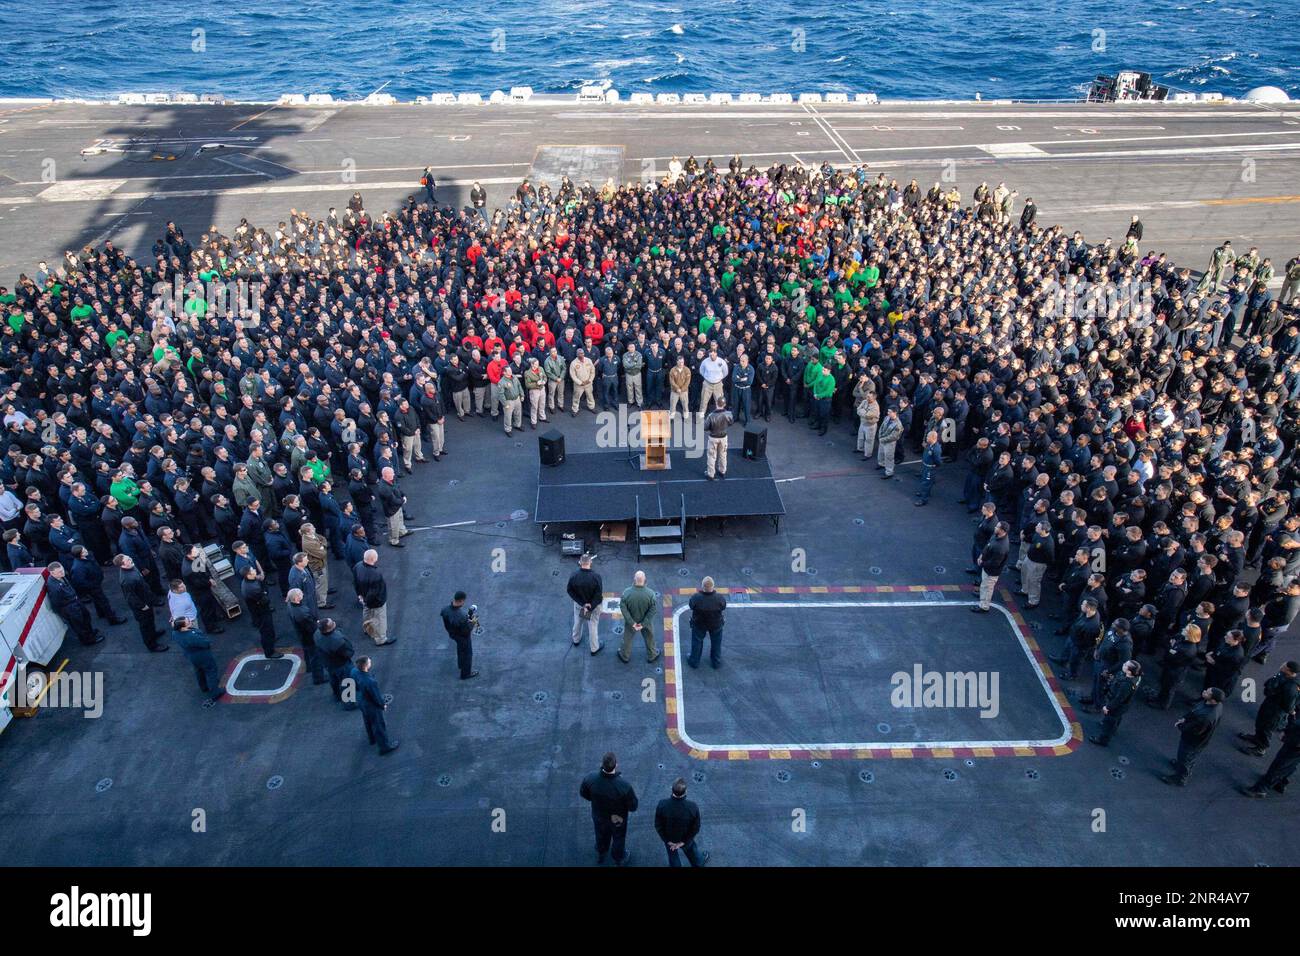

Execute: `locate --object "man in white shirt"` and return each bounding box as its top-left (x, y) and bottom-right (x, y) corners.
top-left (3, 403), bottom-right (30, 430)
top-left (0, 488), bottom-right (21, 524)
top-left (698, 348), bottom-right (729, 416)
top-left (168, 579), bottom-right (200, 625)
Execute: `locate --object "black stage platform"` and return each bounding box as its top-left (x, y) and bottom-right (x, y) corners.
top-left (535, 449), bottom-right (785, 527)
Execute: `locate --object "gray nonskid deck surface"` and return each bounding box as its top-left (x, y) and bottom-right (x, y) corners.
top-left (0, 101), bottom-right (1299, 867)
top-left (1, 100), bottom-right (1299, 281)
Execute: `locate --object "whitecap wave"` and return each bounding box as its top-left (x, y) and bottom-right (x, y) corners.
top-left (669, 23), bottom-right (684, 34)
top-left (590, 56), bottom-right (654, 73)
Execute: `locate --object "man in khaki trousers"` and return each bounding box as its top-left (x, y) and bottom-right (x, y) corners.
top-left (668, 356), bottom-right (692, 418)
top-left (544, 347), bottom-right (567, 412)
top-left (703, 399), bottom-right (733, 480)
top-left (569, 350), bottom-right (596, 415)
top-left (300, 522), bottom-right (330, 608)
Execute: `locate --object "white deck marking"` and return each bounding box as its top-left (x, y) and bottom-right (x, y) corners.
top-left (37, 178), bottom-right (127, 201)
top-left (23, 174), bottom-right (523, 203)
top-left (209, 155), bottom-right (271, 177)
top-left (978, 142), bottom-right (1050, 158)
top-left (224, 652), bottom-right (302, 697)
top-left (801, 102), bottom-right (860, 164)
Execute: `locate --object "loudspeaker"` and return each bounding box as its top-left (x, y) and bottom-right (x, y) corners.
top-left (539, 430), bottom-right (566, 467)
top-left (742, 423), bottom-right (767, 461)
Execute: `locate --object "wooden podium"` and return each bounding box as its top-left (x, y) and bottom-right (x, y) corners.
top-left (640, 410), bottom-right (671, 470)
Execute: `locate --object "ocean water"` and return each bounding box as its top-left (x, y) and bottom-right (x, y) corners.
top-left (3, 0), bottom-right (1298, 102)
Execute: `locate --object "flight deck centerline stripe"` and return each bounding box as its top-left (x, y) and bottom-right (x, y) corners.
top-left (663, 592), bottom-right (1073, 758)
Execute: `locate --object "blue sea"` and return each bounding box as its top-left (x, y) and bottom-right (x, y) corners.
top-left (4, 0), bottom-right (1298, 102)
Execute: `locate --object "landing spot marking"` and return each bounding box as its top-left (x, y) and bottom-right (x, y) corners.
top-left (222, 650), bottom-right (303, 702)
top-left (661, 584), bottom-right (1077, 759)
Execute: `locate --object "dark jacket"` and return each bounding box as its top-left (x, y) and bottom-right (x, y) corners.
top-left (353, 561), bottom-right (387, 609)
top-left (1259, 672), bottom-right (1300, 725)
top-left (1069, 613), bottom-right (1103, 649)
top-left (1162, 637), bottom-right (1199, 676)
top-left (172, 626), bottom-right (216, 666)
top-left (980, 534), bottom-right (1010, 576)
top-left (118, 527), bottom-right (157, 573)
top-left (119, 567), bottom-right (153, 612)
top-left (688, 589), bottom-right (727, 631)
top-left (654, 795), bottom-right (702, 845)
top-left (46, 576), bottom-right (86, 618)
top-left (241, 576), bottom-right (273, 617)
top-left (1204, 642), bottom-right (1246, 693)
top-left (566, 567), bottom-right (603, 608)
top-left (316, 629), bottom-right (355, 670)
top-left (1178, 700), bottom-right (1222, 746)
top-left (579, 769), bottom-right (638, 823)
top-left (287, 600), bottom-right (318, 640)
top-left (69, 556), bottom-right (105, 594)
top-left (375, 480), bottom-right (405, 517)
top-left (441, 603), bottom-right (473, 640)
top-left (1095, 627), bottom-right (1132, 669)
top-left (351, 666), bottom-right (386, 712)
top-left (1103, 673), bottom-right (1140, 717)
